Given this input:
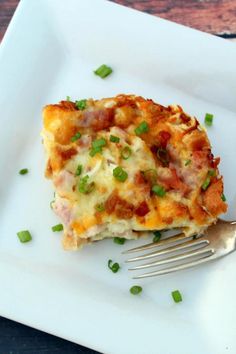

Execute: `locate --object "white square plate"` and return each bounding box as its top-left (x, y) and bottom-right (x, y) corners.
top-left (0, 0), bottom-right (236, 353)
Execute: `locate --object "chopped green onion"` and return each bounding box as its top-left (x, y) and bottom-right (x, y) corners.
top-left (153, 231), bottom-right (161, 242)
top-left (135, 121), bottom-right (149, 135)
top-left (78, 175), bottom-right (95, 194)
top-left (152, 184), bottom-right (166, 197)
top-left (143, 169), bottom-right (157, 186)
top-left (204, 113), bottom-right (214, 126)
top-left (92, 138), bottom-right (106, 149)
top-left (110, 135), bottom-right (120, 143)
top-left (66, 96), bottom-right (70, 101)
top-left (71, 132), bottom-right (81, 142)
top-left (75, 164), bottom-right (83, 176)
top-left (113, 166), bottom-right (128, 182)
top-left (208, 169), bottom-right (216, 177)
top-left (157, 148), bottom-right (169, 167)
top-left (185, 159), bottom-right (191, 166)
top-left (50, 200), bottom-right (55, 209)
top-left (17, 230), bottom-right (32, 243)
top-left (108, 259), bottom-right (120, 273)
top-left (121, 146), bottom-right (132, 160)
top-left (221, 193), bottom-right (226, 202)
top-left (89, 146), bottom-right (102, 157)
top-left (130, 285), bottom-right (142, 295)
top-left (75, 99), bottom-right (87, 110)
top-left (94, 64), bottom-right (113, 78)
top-left (171, 290), bottom-right (182, 303)
top-left (90, 138), bottom-right (106, 156)
top-left (19, 168), bottom-right (28, 175)
top-left (52, 224), bottom-right (63, 232)
top-left (201, 177), bottom-right (211, 191)
top-left (114, 237), bottom-right (126, 245)
top-left (95, 203), bottom-right (105, 212)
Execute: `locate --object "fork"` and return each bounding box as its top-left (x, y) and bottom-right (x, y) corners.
top-left (122, 219), bottom-right (236, 279)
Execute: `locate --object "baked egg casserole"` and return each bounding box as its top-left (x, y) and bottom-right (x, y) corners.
top-left (42, 95), bottom-right (227, 249)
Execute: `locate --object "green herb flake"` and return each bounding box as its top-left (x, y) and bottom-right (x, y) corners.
top-left (75, 164), bottom-right (83, 176)
top-left (19, 168), bottom-right (28, 175)
top-left (108, 259), bottom-right (120, 273)
top-left (95, 203), bottom-right (105, 212)
top-left (114, 237), bottom-right (126, 245)
top-left (113, 166), bottom-right (128, 182)
top-left (78, 175), bottom-right (95, 194)
top-left (110, 135), bottom-right (120, 143)
top-left (71, 132), bottom-right (81, 142)
top-left (171, 290), bottom-right (182, 303)
top-left (121, 146), bottom-right (132, 160)
top-left (75, 99), bottom-right (87, 110)
top-left (130, 285), bottom-right (142, 295)
top-left (66, 96), bottom-right (71, 101)
top-left (152, 184), bottom-right (166, 197)
top-left (52, 224), bottom-right (64, 232)
top-left (153, 231), bottom-right (161, 243)
top-left (17, 230), bottom-right (32, 243)
top-left (135, 121), bottom-right (149, 135)
top-left (221, 193), bottom-right (226, 202)
top-left (94, 64), bottom-right (113, 78)
top-left (185, 159), bottom-right (191, 166)
top-left (201, 177), bottom-right (211, 191)
top-left (90, 138), bottom-right (106, 157)
top-left (204, 113), bottom-right (214, 126)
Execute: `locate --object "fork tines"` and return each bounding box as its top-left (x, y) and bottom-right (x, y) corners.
top-left (122, 232), bottom-right (214, 279)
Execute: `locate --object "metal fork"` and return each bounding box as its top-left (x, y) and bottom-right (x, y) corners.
top-left (123, 219), bottom-right (236, 279)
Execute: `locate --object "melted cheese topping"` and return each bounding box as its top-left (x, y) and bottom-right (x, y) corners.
top-left (42, 95), bottom-right (227, 249)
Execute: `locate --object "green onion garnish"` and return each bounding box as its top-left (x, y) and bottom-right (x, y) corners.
top-left (157, 148), bottom-right (169, 167)
top-left (121, 146), bottom-right (132, 160)
top-left (75, 164), bottom-right (82, 176)
top-left (17, 230), bottom-right (32, 243)
top-left (94, 64), bottom-right (113, 78)
top-left (66, 96), bottom-right (70, 101)
top-left (208, 169), bottom-right (216, 177)
top-left (78, 175), bottom-right (95, 194)
top-left (201, 177), bottom-right (211, 191)
top-left (50, 200), bottom-right (54, 209)
top-left (153, 231), bottom-right (161, 243)
top-left (114, 237), bottom-right (126, 245)
top-left (171, 290), bottom-right (182, 303)
top-left (52, 224), bottom-right (63, 232)
top-left (152, 184), bottom-right (166, 197)
top-left (135, 121), bottom-right (149, 135)
top-left (113, 166), bottom-right (128, 182)
top-left (204, 113), bottom-right (214, 126)
top-left (185, 159), bottom-right (191, 166)
top-left (110, 135), bottom-right (120, 143)
top-left (90, 138), bottom-right (106, 156)
top-left (71, 132), bottom-right (81, 142)
top-left (95, 203), bottom-right (105, 212)
top-left (92, 138), bottom-right (106, 148)
top-left (143, 169), bottom-right (157, 186)
top-left (130, 285), bottom-right (142, 295)
top-left (108, 259), bottom-right (120, 273)
top-left (221, 193), bottom-right (226, 202)
top-left (89, 146), bottom-right (102, 157)
top-left (75, 99), bottom-right (87, 110)
top-left (19, 168), bottom-right (28, 175)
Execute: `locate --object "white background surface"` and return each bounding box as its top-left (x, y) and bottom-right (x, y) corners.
top-left (0, 0), bottom-right (236, 353)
